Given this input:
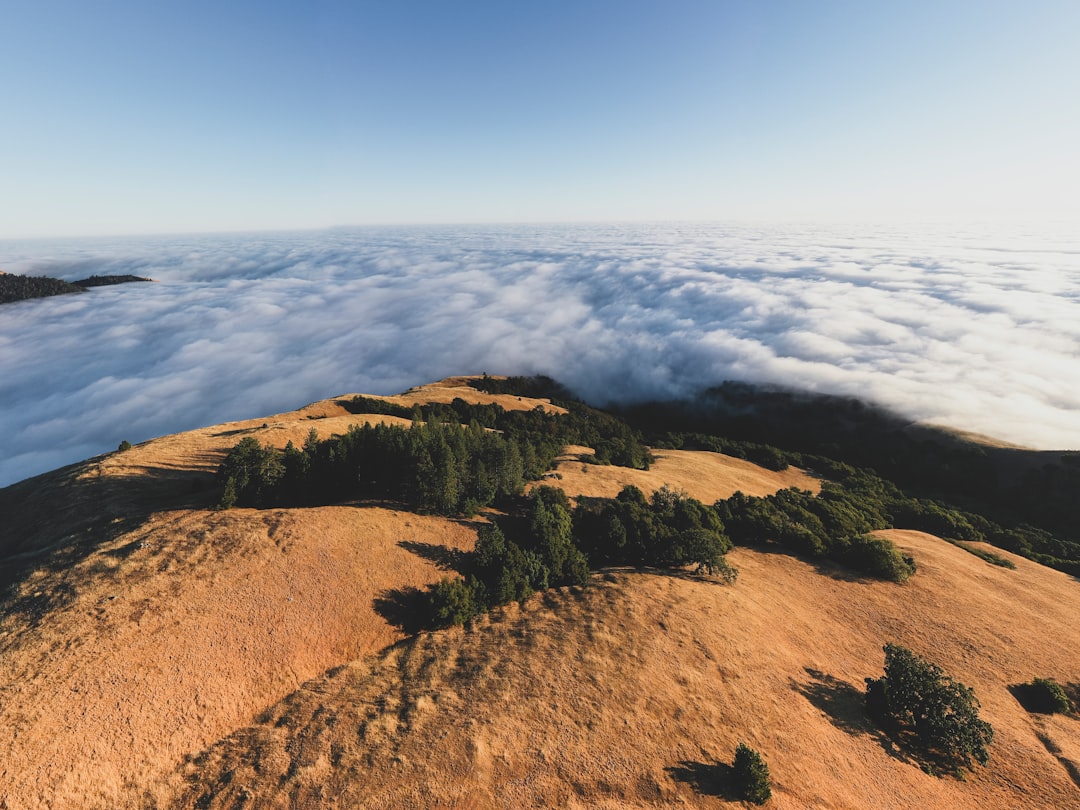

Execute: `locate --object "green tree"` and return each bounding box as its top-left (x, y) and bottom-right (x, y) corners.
top-left (865, 643), bottom-right (993, 770)
top-left (840, 534), bottom-right (916, 583)
top-left (732, 742), bottom-right (771, 804)
top-left (217, 436), bottom-right (284, 507)
top-left (429, 576), bottom-right (482, 627)
top-left (529, 487), bottom-right (589, 586)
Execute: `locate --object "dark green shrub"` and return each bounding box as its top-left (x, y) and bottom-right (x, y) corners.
top-left (732, 742), bottom-right (771, 804)
top-left (1022, 678), bottom-right (1072, 714)
top-left (117, 440), bottom-right (132, 452)
top-left (841, 534), bottom-right (916, 582)
top-left (865, 643), bottom-right (993, 770)
top-left (428, 576), bottom-right (483, 627)
top-left (711, 556), bottom-right (739, 585)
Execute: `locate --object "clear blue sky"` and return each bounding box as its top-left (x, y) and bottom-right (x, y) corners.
top-left (2, 0), bottom-right (1078, 237)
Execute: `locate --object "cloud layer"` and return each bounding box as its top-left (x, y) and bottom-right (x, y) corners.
top-left (2, 223), bottom-right (1079, 487)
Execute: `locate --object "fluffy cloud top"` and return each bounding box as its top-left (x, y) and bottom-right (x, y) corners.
top-left (1, 222), bottom-right (1078, 487)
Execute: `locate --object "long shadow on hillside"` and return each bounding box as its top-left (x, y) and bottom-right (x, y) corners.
top-left (1009, 681), bottom-right (1080, 716)
top-left (666, 760), bottom-right (739, 800)
top-left (397, 540), bottom-right (469, 573)
top-left (748, 544), bottom-right (881, 584)
top-left (372, 587), bottom-right (431, 636)
top-left (374, 539), bottom-right (474, 634)
top-left (794, 668), bottom-right (913, 765)
top-left (0, 457), bottom-right (220, 629)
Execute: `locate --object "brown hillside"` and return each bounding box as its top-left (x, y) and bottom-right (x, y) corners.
top-left (0, 377), bottom-right (1076, 808)
top-left (540, 445), bottom-right (819, 502)
top-left (166, 535), bottom-right (1080, 809)
top-left (0, 377), bottom-right (820, 809)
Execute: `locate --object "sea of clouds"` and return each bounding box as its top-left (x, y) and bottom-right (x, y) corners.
top-left (2, 222), bottom-right (1078, 488)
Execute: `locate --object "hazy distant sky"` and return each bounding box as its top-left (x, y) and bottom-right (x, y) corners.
top-left (2, 1), bottom-right (1078, 238)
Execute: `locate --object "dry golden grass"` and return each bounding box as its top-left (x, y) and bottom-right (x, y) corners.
top-left (0, 504), bottom-right (481, 809)
top-left (383, 375), bottom-right (568, 415)
top-left (0, 377), bottom-right (1077, 809)
top-left (539, 446), bottom-right (820, 503)
top-left (164, 533), bottom-right (1080, 810)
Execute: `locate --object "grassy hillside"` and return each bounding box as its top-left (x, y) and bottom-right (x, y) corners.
top-left (0, 376), bottom-right (1077, 809)
top-left (167, 535), bottom-right (1080, 809)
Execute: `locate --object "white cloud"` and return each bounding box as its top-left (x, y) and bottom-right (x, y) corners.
top-left (1, 222), bottom-right (1078, 487)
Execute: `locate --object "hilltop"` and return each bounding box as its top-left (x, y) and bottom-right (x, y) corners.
top-left (0, 376), bottom-right (1077, 808)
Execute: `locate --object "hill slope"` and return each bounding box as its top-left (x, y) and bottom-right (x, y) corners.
top-left (0, 377), bottom-right (1077, 808)
top-left (166, 533), bottom-right (1080, 809)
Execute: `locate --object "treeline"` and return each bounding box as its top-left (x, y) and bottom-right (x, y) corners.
top-left (73, 274), bottom-right (152, 287)
top-left (717, 483), bottom-right (914, 583)
top-left (467, 373), bottom-right (578, 403)
top-left (619, 387), bottom-right (1080, 578)
top-left (0, 274), bottom-right (83, 304)
top-left (218, 392), bottom-right (653, 514)
top-left (219, 418), bottom-right (536, 515)
top-left (428, 484), bottom-right (737, 627)
top-left (345, 393), bottom-right (653, 470)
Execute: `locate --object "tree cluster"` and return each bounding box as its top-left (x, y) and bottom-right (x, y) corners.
top-left (865, 643), bottom-right (993, 772)
top-left (574, 485), bottom-right (735, 578)
top-left (218, 418), bottom-right (531, 514)
top-left (467, 373), bottom-right (577, 403)
top-left (220, 393), bottom-right (656, 513)
top-left (429, 485), bottom-right (737, 628)
top-left (347, 394), bottom-right (653, 471)
top-left (715, 480), bottom-right (915, 583)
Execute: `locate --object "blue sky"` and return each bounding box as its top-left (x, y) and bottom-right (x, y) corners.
top-left (2, 0), bottom-right (1078, 237)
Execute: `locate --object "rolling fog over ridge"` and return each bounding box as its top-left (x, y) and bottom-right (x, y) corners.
top-left (1, 221), bottom-right (1078, 489)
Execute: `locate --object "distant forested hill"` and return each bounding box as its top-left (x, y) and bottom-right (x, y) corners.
top-left (0, 273), bottom-right (84, 304)
top-left (0, 272), bottom-right (152, 304)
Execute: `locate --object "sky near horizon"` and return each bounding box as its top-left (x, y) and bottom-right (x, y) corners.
top-left (2, 1), bottom-right (1078, 238)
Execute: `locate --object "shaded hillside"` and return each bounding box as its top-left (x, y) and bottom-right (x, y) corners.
top-left (616, 382), bottom-right (1080, 574)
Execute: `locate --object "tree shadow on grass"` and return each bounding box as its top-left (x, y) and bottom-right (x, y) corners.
top-left (0, 457), bottom-right (221, 631)
top-left (665, 760), bottom-right (739, 800)
top-left (372, 586), bottom-right (430, 635)
top-left (1009, 681), bottom-right (1078, 715)
top-left (744, 543), bottom-right (880, 584)
top-left (793, 667), bottom-right (914, 766)
top-left (397, 540), bottom-right (469, 573)
top-left (1010, 682), bottom-right (1050, 714)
